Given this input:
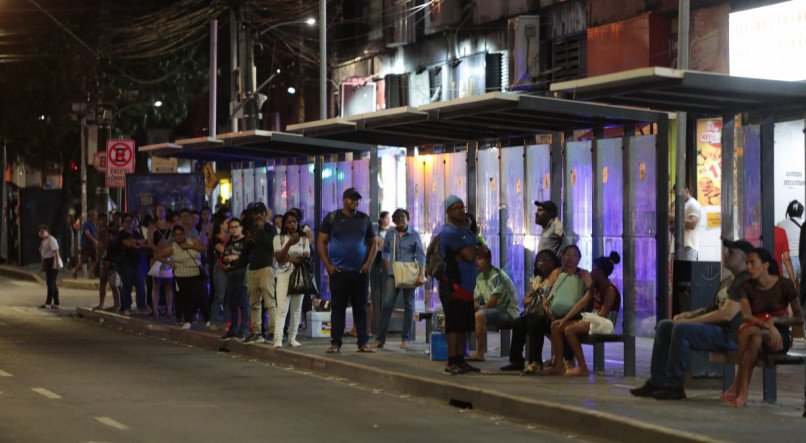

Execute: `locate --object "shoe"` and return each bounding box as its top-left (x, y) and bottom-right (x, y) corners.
top-left (288, 339), bottom-right (302, 347)
top-left (326, 345), bottom-right (340, 353)
top-left (221, 330), bottom-right (238, 341)
top-left (357, 345), bottom-right (375, 353)
top-left (51, 305), bottom-right (59, 310)
top-left (523, 362), bottom-right (542, 374)
top-left (205, 322), bottom-right (218, 331)
top-left (652, 386), bottom-right (686, 401)
top-left (630, 381), bottom-right (660, 398)
top-left (140, 307), bottom-right (153, 316)
top-left (122, 310), bottom-right (132, 316)
top-left (245, 334), bottom-right (266, 344)
top-left (180, 322), bottom-right (191, 330)
top-left (39, 304), bottom-right (51, 309)
top-left (273, 341), bottom-right (282, 348)
top-left (265, 333), bottom-right (274, 342)
top-left (370, 341), bottom-right (383, 349)
top-left (458, 361), bottom-right (481, 373)
top-left (234, 332), bottom-right (247, 342)
top-left (400, 342), bottom-right (409, 350)
top-left (500, 362), bottom-right (525, 372)
top-left (444, 364), bottom-right (471, 375)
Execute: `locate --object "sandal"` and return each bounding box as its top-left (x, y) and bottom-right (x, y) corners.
top-left (522, 362), bottom-right (542, 374)
top-left (729, 398), bottom-right (747, 408)
top-left (565, 368), bottom-right (590, 377)
top-left (370, 341), bottom-right (383, 349)
top-left (39, 304), bottom-right (50, 309)
top-left (357, 345), bottom-right (375, 353)
top-left (400, 342), bottom-right (409, 350)
top-left (466, 353), bottom-right (485, 362)
top-left (326, 345), bottom-right (340, 353)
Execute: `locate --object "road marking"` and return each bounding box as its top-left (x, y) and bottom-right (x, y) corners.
top-left (0, 369), bottom-right (12, 377)
top-left (605, 359), bottom-right (623, 364)
top-left (31, 387), bottom-right (62, 399)
top-left (94, 417), bottom-right (129, 431)
top-left (613, 384), bottom-right (632, 389)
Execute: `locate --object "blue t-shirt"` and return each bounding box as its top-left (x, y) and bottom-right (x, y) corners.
top-left (81, 220), bottom-right (97, 248)
top-left (440, 222), bottom-right (479, 292)
top-left (321, 210), bottom-right (375, 272)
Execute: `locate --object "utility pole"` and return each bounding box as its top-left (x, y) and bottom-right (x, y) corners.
top-left (1, 141), bottom-right (7, 262)
top-left (674, 0), bottom-right (689, 261)
top-left (229, 8), bottom-right (239, 132)
top-left (210, 19), bottom-right (218, 137)
top-left (238, 6), bottom-right (258, 130)
top-left (80, 112), bottom-right (88, 222)
top-left (319, 0), bottom-right (327, 120)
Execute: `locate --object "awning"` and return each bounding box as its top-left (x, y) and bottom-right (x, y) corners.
top-left (549, 67), bottom-right (806, 115)
top-left (287, 92), bottom-right (668, 147)
top-left (139, 130), bottom-right (373, 161)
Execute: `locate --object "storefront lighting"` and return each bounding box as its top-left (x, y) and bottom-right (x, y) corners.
top-left (220, 178), bottom-right (232, 200)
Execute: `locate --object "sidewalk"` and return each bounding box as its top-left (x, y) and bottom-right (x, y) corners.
top-left (3, 265), bottom-right (806, 442)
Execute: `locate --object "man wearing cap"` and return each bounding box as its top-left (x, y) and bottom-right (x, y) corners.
top-left (245, 203), bottom-right (276, 344)
top-left (439, 195), bottom-right (481, 374)
top-left (318, 188), bottom-right (377, 353)
top-left (631, 238), bottom-right (753, 400)
top-left (535, 200), bottom-right (563, 255)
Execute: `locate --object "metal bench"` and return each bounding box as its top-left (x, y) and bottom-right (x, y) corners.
top-left (709, 351), bottom-right (806, 404)
top-left (581, 333), bottom-right (636, 377)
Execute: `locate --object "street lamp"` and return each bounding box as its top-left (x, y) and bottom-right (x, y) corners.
top-left (258, 17), bottom-right (316, 36)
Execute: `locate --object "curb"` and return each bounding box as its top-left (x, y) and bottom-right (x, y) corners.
top-left (60, 279), bottom-right (100, 290)
top-left (0, 265), bottom-right (43, 284)
top-left (73, 307), bottom-right (719, 443)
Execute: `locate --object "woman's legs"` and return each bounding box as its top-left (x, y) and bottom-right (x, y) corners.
top-left (96, 265), bottom-right (109, 309)
top-left (45, 269), bottom-right (59, 306)
top-left (165, 278), bottom-right (175, 319)
top-left (544, 321), bottom-right (571, 374)
top-left (735, 326), bottom-right (763, 405)
top-left (273, 272), bottom-right (291, 346)
top-left (287, 295), bottom-right (304, 345)
top-left (375, 276), bottom-right (399, 346)
top-left (151, 277), bottom-right (162, 318)
top-left (564, 320), bottom-right (590, 376)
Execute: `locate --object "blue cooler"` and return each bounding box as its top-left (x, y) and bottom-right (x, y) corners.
top-left (430, 332), bottom-right (448, 361)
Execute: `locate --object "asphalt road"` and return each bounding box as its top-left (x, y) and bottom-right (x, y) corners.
top-left (0, 276), bottom-right (585, 443)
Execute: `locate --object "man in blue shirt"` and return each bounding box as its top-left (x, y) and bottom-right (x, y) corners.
top-left (439, 195), bottom-right (481, 374)
top-left (318, 188), bottom-right (377, 353)
top-left (71, 209), bottom-right (99, 278)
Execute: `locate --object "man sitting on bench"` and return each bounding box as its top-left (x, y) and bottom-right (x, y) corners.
top-left (468, 245), bottom-right (519, 362)
top-left (630, 238), bottom-right (753, 400)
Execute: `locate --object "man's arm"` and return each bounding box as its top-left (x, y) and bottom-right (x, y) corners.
top-left (317, 232), bottom-right (335, 274)
top-left (676, 299), bottom-right (740, 324)
top-left (684, 213), bottom-right (700, 230)
top-left (360, 237), bottom-right (377, 274)
top-left (84, 227), bottom-right (98, 246)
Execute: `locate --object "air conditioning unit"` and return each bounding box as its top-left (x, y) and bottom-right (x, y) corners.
top-left (507, 15), bottom-right (540, 90)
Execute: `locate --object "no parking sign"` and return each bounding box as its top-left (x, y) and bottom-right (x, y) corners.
top-left (105, 139), bottom-right (135, 188)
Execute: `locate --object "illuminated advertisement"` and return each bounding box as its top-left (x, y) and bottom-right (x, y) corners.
top-left (696, 118), bottom-right (722, 207)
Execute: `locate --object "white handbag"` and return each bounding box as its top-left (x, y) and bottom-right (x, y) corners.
top-left (582, 312), bottom-right (615, 335)
top-left (392, 232), bottom-right (420, 289)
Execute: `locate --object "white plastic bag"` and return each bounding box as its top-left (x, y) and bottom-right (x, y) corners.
top-left (582, 312), bottom-right (614, 335)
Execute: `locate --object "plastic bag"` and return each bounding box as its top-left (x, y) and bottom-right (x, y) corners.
top-left (582, 312), bottom-right (614, 335)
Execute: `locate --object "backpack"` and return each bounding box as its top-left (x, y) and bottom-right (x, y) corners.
top-left (425, 233), bottom-right (443, 279)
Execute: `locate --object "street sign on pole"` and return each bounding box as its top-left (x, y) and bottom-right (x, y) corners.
top-left (105, 139), bottom-right (135, 188)
top-left (92, 152), bottom-right (106, 172)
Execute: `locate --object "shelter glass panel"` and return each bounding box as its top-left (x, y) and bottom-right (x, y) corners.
top-left (740, 125), bottom-right (761, 244)
top-left (425, 154), bottom-right (446, 236)
top-left (322, 161), bottom-right (339, 217)
top-left (629, 135), bottom-right (658, 335)
top-left (255, 165), bottom-right (268, 207)
top-left (525, 144), bottom-right (551, 257)
top-left (406, 156), bottom-right (427, 234)
top-left (597, 138), bottom-right (625, 303)
top-left (502, 146), bottom-right (527, 300)
top-left (273, 165), bottom-right (287, 216)
top-left (285, 164), bottom-right (301, 214)
top-left (566, 141), bottom-right (593, 271)
top-left (352, 159), bottom-right (370, 214)
top-left (478, 148), bottom-right (501, 267)
top-left (243, 166), bottom-right (256, 207)
top-left (299, 163), bottom-right (316, 230)
top-left (444, 151), bottom-right (467, 202)
top-left (231, 166), bottom-right (244, 216)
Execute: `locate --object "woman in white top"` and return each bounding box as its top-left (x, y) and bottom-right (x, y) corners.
top-left (38, 224), bottom-right (62, 309)
top-left (776, 200), bottom-right (803, 283)
top-left (273, 211), bottom-right (311, 347)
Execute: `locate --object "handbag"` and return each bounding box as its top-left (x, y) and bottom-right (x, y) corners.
top-left (582, 312), bottom-right (615, 335)
top-left (288, 257), bottom-right (318, 296)
top-left (391, 232), bottom-right (421, 289)
top-left (147, 259), bottom-right (174, 279)
top-left (181, 244), bottom-right (207, 278)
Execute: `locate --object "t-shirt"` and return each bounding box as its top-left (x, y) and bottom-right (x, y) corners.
top-left (440, 221), bottom-right (480, 293)
top-left (223, 236), bottom-right (253, 272)
top-left (776, 218), bottom-right (801, 257)
top-left (273, 234), bottom-right (311, 276)
top-left (474, 267), bottom-right (519, 318)
top-left (248, 224), bottom-right (276, 270)
top-left (118, 229), bottom-right (145, 265)
top-left (538, 218), bottom-right (564, 256)
top-left (320, 210), bottom-right (375, 272)
top-left (683, 197), bottom-right (702, 251)
top-left (81, 220), bottom-right (97, 248)
top-left (171, 240), bottom-right (201, 278)
top-left (702, 270), bottom-right (750, 340)
top-left (738, 277), bottom-right (798, 317)
top-left (774, 227), bottom-right (789, 274)
top-left (39, 236), bottom-right (59, 261)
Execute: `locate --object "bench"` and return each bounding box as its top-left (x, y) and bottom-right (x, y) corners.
top-left (581, 333), bottom-right (636, 377)
top-left (468, 326), bottom-right (512, 358)
top-left (709, 351), bottom-right (806, 404)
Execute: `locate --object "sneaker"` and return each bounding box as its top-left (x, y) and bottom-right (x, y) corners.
top-left (244, 334), bottom-right (266, 344)
top-left (273, 341), bottom-right (283, 348)
top-left (221, 330), bottom-right (238, 341)
top-left (443, 364), bottom-right (471, 375)
top-left (51, 305), bottom-right (60, 310)
top-left (234, 332), bottom-right (247, 342)
top-left (630, 381), bottom-right (660, 398)
top-left (326, 345), bottom-right (340, 353)
top-left (288, 339), bottom-right (302, 347)
top-left (139, 307), bottom-right (153, 316)
top-left (500, 362), bottom-right (525, 372)
top-left (39, 304), bottom-right (51, 309)
top-left (180, 322), bottom-right (191, 330)
top-left (205, 322), bottom-right (218, 331)
top-left (458, 361), bottom-right (481, 373)
top-left (652, 386), bottom-right (686, 401)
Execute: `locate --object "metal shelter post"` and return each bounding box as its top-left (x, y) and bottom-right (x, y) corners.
top-left (550, 132), bottom-right (563, 211)
top-left (313, 155), bottom-right (323, 293)
top-left (721, 113), bottom-right (735, 239)
top-left (1, 141), bottom-right (6, 262)
top-left (369, 145), bottom-right (379, 223)
top-left (591, 126), bottom-right (604, 260)
top-left (466, 141), bottom-right (478, 216)
top-left (656, 117), bottom-right (671, 322)
top-left (622, 123), bottom-right (637, 376)
top-left (760, 116), bottom-right (775, 253)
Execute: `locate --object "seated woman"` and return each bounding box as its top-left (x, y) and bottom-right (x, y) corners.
top-left (549, 252), bottom-right (621, 376)
top-left (724, 247), bottom-right (803, 407)
top-left (468, 245), bottom-right (519, 362)
top-left (537, 244), bottom-right (592, 376)
top-left (500, 249), bottom-right (561, 373)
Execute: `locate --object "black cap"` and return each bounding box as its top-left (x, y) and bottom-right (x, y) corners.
top-left (343, 187), bottom-right (362, 200)
top-left (722, 238), bottom-right (754, 254)
top-left (252, 202), bottom-right (268, 215)
top-left (534, 200), bottom-right (558, 215)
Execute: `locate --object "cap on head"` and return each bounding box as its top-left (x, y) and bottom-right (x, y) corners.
top-left (343, 187), bottom-right (362, 200)
top-left (722, 238), bottom-right (754, 254)
top-left (252, 202), bottom-right (268, 215)
top-left (445, 194), bottom-right (463, 211)
top-left (534, 200), bottom-right (558, 217)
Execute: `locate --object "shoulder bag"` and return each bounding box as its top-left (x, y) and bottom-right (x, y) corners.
top-left (288, 240), bottom-right (318, 295)
top-left (392, 232), bottom-right (421, 289)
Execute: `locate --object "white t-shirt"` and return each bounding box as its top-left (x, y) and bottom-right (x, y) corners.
top-left (273, 234), bottom-right (311, 275)
top-left (776, 218), bottom-right (801, 256)
top-left (684, 197), bottom-right (702, 251)
top-left (39, 236), bottom-right (59, 260)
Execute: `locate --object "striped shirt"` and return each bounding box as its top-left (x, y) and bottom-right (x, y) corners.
top-left (171, 240), bottom-right (201, 278)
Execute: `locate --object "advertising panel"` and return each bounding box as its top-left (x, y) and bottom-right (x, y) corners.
top-left (696, 118), bottom-right (722, 207)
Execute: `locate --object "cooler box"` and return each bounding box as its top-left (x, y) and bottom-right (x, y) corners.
top-left (430, 332), bottom-right (448, 361)
top-left (307, 311), bottom-right (332, 338)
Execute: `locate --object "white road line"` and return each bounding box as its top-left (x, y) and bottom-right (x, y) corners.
top-left (0, 369), bottom-right (12, 377)
top-left (94, 417), bottom-right (129, 431)
top-left (31, 387), bottom-right (62, 399)
top-left (605, 359), bottom-right (624, 364)
top-left (613, 384), bottom-right (633, 389)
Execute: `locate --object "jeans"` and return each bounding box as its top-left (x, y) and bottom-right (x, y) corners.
top-left (274, 270), bottom-right (304, 343)
top-left (210, 263), bottom-right (229, 323)
top-left (247, 266), bottom-right (275, 336)
top-left (509, 314), bottom-right (549, 365)
top-left (120, 261), bottom-right (147, 311)
top-left (175, 275), bottom-right (210, 323)
top-left (376, 275), bottom-right (414, 345)
top-left (369, 259), bottom-right (387, 333)
top-left (330, 271), bottom-right (370, 348)
top-left (44, 269), bottom-right (60, 305)
top-left (226, 268), bottom-right (250, 336)
top-left (650, 319), bottom-right (737, 388)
